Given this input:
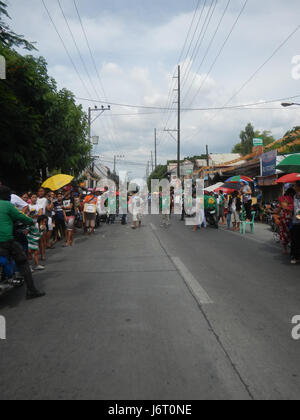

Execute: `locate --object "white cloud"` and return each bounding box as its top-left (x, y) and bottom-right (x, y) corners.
top-left (7, 0), bottom-right (300, 177)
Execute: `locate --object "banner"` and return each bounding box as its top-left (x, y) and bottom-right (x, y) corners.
top-left (260, 150), bottom-right (277, 177)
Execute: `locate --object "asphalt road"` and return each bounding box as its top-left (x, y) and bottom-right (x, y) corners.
top-left (0, 216), bottom-right (300, 400)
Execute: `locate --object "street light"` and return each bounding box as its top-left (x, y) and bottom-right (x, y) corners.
top-left (281, 102), bottom-right (300, 107)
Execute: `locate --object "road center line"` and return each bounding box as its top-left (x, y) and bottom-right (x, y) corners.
top-left (171, 256), bottom-right (213, 305)
top-left (150, 223), bottom-right (157, 231)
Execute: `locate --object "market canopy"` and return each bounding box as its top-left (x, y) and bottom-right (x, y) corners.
top-left (276, 154), bottom-right (300, 174)
top-left (204, 182), bottom-right (224, 192)
top-left (276, 173), bottom-right (300, 184)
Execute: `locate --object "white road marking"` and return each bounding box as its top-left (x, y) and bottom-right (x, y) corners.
top-left (171, 257), bottom-right (213, 305)
top-left (150, 223), bottom-right (157, 231)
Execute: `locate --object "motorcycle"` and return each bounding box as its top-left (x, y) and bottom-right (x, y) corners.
top-left (205, 208), bottom-right (219, 229)
top-left (0, 257), bottom-right (24, 297)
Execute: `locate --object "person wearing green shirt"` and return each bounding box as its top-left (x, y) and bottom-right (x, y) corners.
top-left (204, 194), bottom-right (218, 213)
top-left (0, 186), bottom-right (45, 300)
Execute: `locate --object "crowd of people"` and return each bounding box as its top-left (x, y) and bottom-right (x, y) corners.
top-left (190, 180), bottom-right (300, 265)
top-left (0, 182), bottom-right (148, 299)
top-left (0, 177), bottom-right (300, 300)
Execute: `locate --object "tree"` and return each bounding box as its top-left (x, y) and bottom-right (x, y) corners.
top-left (0, 1), bottom-right (35, 50)
top-left (0, 43), bottom-right (90, 191)
top-left (232, 123), bottom-right (275, 155)
top-left (147, 165), bottom-right (168, 190)
top-left (278, 126), bottom-right (300, 154)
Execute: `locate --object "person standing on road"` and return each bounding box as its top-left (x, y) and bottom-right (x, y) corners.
top-left (130, 191), bottom-right (144, 230)
top-left (0, 186), bottom-right (45, 300)
top-left (63, 188), bottom-right (75, 247)
top-left (229, 191), bottom-right (242, 232)
top-left (84, 191), bottom-right (98, 235)
top-left (291, 181), bottom-right (300, 264)
top-left (274, 188), bottom-right (295, 256)
top-left (161, 189), bottom-right (171, 228)
top-left (241, 182), bottom-right (252, 221)
top-left (217, 191), bottom-right (226, 225)
top-left (53, 192), bottom-right (67, 243)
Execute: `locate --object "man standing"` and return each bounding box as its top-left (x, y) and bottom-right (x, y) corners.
top-left (84, 190), bottom-right (98, 235)
top-left (0, 186), bottom-right (45, 300)
top-left (130, 191), bottom-right (144, 230)
top-left (218, 190), bottom-right (226, 225)
top-left (291, 181), bottom-right (300, 265)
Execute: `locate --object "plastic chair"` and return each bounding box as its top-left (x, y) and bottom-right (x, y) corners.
top-left (240, 211), bottom-right (256, 235)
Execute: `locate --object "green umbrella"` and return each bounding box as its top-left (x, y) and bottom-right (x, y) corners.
top-left (276, 154), bottom-right (300, 173)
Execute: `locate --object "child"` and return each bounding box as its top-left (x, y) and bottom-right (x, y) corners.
top-left (27, 217), bottom-right (46, 271)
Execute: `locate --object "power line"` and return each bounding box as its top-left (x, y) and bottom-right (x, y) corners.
top-left (184, 22), bottom-right (300, 145)
top-left (180, 0), bottom-right (208, 81)
top-left (159, 0), bottom-right (208, 148)
top-left (41, 0), bottom-right (92, 98)
top-left (178, 0), bottom-right (202, 64)
top-left (73, 0), bottom-right (121, 152)
top-left (220, 23), bottom-right (300, 110)
top-left (181, 0), bottom-right (217, 91)
top-left (75, 94), bottom-right (300, 111)
top-left (57, 0), bottom-right (99, 100)
top-left (185, 0), bottom-right (248, 110)
top-left (182, 0), bottom-right (231, 106)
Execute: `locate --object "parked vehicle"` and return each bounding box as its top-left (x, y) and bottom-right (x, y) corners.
top-left (0, 257), bottom-right (24, 297)
top-left (205, 208), bottom-right (219, 229)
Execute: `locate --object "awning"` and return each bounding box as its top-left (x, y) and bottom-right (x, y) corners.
top-left (204, 182), bottom-right (224, 192)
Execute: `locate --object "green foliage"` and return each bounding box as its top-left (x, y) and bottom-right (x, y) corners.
top-left (276, 126), bottom-right (300, 155)
top-left (0, 1), bottom-right (36, 50)
top-left (232, 123), bottom-right (275, 155)
top-left (147, 165), bottom-right (168, 190)
top-left (0, 43), bottom-right (90, 191)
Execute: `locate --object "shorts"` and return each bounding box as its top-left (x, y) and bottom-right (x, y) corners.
top-left (133, 213), bottom-right (142, 223)
top-left (85, 213), bottom-right (96, 228)
top-left (48, 217), bottom-right (53, 232)
top-left (55, 218), bottom-right (66, 231)
top-left (66, 216), bottom-right (75, 231)
top-left (231, 211), bottom-right (240, 224)
top-left (218, 206), bottom-right (225, 218)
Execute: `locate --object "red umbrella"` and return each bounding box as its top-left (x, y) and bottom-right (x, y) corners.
top-left (276, 173), bottom-right (300, 184)
top-left (215, 187), bottom-right (235, 194)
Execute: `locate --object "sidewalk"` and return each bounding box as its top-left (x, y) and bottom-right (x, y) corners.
top-left (220, 222), bottom-right (280, 250)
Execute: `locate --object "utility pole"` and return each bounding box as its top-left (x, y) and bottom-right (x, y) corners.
top-left (154, 128), bottom-right (157, 170)
top-left (163, 65), bottom-right (181, 179)
top-left (151, 152), bottom-right (154, 173)
top-left (177, 65), bottom-right (181, 179)
top-left (113, 154), bottom-right (125, 175)
top-left (88, 105), bottom-right (111, 188)
top-left (206, 145), bottom-right (209, 166)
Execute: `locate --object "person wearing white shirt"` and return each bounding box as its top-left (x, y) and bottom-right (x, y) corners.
top-left (11, 194), bottom-right (29, 213)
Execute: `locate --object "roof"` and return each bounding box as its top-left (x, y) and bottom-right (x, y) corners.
top-left (195, 159), bottom-right (208, 168)
top-left (209, 154), bottom-right (244, 167)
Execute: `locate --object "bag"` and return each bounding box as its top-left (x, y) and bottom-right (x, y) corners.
top-left (84, 196), bottom-right (97, 214)
top-left (84, 203), bottom-right (97, 214)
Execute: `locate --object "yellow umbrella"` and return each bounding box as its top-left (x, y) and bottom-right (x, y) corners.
top-left (42, 174), bottom-right (74, 191)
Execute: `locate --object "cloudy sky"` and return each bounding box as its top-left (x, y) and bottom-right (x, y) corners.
top-left (7, 0), bottom-right (300, 177)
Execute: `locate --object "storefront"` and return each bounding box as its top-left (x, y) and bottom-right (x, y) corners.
top-left (256, 175), bottom-right (283, 203)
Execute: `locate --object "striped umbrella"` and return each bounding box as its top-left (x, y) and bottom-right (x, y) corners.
top-left (225, 175), bottom-right (253, 183)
